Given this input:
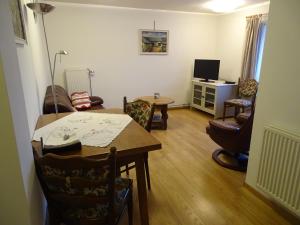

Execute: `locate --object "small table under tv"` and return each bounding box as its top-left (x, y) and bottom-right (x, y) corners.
top-left (191, 79), bottom-right (237, 118)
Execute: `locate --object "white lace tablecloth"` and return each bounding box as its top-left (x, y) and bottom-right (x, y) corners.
top-left (33, 112), bottom-right (132, 147)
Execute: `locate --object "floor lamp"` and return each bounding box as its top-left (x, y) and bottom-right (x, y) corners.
top-left (26, 2), bottom-right (61, 114)
top-left (52, 50), bottom-right (68, 94)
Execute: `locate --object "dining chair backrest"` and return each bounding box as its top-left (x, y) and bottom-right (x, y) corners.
top-left (34, 147), bottom-right (117, 225)
top-left (123, 97), bottom-right (155, 132)
top-left (238, 78), bottom-right (258, 98)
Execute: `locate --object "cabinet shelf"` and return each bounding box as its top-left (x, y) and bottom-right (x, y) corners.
top-left (206, 92), bottom-right (215, 96)
top-left (191, 80), bottom-right (237, 118)
top-left (205, 100), bottom-right (214, 104)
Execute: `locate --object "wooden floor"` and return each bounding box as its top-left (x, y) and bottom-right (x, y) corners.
top-left (120, 109), bottom-right (294, 225)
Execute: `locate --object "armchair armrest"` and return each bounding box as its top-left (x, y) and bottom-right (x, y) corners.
top-left (208, 120), bottom-right (241, 135)
top-left (236, 112), bottom-right (251, 124)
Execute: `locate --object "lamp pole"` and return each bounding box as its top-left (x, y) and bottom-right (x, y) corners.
top-left (26, 3), bottom-right (69, 115)
top-left (26, 3), bottom-right (60, 114)
top-left (41, 14), bottom-right (59, 114)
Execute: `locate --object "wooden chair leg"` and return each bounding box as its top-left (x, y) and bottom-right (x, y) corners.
top-left (234, 106), bottom-right (239, 117)
top-left (144, 153), bottom-right (151, 190)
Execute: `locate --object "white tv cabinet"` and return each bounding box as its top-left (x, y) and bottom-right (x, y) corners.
top-left (191, 80), bottom-right (237, 118)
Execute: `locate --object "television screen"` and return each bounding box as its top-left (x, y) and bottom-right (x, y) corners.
top-left (194, 59), bottom-right (220, 81)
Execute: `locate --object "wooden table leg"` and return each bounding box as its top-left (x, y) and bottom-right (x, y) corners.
top-left (135, 156), bottom-right (149, 225)
top-left (160, 105), bottom-right (168, 130)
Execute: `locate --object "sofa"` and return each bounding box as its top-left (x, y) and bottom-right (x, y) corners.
top-left (43, 85), bottom-right (104, 114)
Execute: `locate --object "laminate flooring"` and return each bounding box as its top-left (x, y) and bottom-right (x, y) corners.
top-left (120, 109), bottom-right (295, 225)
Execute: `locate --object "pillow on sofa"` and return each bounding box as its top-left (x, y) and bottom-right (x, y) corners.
top-left (71, 91), bottom-right (91, 110)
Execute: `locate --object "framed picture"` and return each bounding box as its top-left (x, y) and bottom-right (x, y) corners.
top-left (9, 0), bottom-right (27, 44)
top-left (140, 30), bottom-right (169, 55)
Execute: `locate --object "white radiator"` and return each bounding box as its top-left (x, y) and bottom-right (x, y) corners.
top-left (65, 69), bottom-right (91, 96)
top-left (257, 126), bottom-right (300, 216)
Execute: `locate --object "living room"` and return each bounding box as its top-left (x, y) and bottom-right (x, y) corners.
top-left (28, 0), bottom-right (269, 108)
top-left (0, 0), bottom-right (299, 225)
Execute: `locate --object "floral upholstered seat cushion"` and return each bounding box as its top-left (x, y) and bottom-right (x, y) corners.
top-left (125, 100), bottom-right (152, 129)
top-left (239, 79), bottom-right (258, 97)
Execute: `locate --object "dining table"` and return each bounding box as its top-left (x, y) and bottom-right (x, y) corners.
top-left (31, 108), bottom-right (162, 225)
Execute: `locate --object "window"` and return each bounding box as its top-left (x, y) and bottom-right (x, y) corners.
top-left (254, 21), bottom-right (267, 81)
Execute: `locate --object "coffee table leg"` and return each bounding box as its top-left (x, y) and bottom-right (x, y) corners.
top-left (135, 156), bottom-right (149, 225)
top-left (161, 105), bottom-right (168, 130)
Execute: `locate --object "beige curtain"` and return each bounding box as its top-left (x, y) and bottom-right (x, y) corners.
top-left (241, 15), bottom-right (263, 80)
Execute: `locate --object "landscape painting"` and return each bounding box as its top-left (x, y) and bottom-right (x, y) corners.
top-left (140, 30), bottom-right (169, 55)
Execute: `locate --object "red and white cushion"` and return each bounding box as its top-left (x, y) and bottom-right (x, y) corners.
top-left (71, 91), bottom-right (91, 110)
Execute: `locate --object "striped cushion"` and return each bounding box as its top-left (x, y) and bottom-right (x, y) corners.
top-left (71, 91), bottom-right (91, 110)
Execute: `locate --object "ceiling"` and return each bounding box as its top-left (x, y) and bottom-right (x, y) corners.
top-left (49, 0), bottom-right (269, 14)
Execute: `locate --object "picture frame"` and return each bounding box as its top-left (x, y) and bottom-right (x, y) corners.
top-left (9, 0), bottom-right (27, 45)
top-left (140, 30), bottom-right (169, 55)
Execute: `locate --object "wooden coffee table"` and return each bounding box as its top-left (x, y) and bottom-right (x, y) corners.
top-left (136, 96), bottom-right (175, 130)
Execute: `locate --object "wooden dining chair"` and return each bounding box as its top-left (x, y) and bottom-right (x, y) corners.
top-left (33, 147), bottom-right (133, 225)
top-left (122, 96), bottom-right (155, 190)
top-left (223, 78), bottom-right (258, 120)
top-left (123, 97), bottom-right (154, 132)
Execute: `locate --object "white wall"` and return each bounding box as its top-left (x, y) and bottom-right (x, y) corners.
top-left (0, 56), bottom-right (31, 225)
top-left (46, 3), bottom-right (218, 107)
top-left (47, 2), bottom-right (271, 107)
top-left (0, 0), bottom-right (49, 224)
top-left (246, 0), bottom-right (300, 204)
top-left (216, 3), bottom-right (269, 82)
top-left (18, 0), bottom-right (51, 133)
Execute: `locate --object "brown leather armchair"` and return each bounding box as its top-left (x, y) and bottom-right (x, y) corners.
top-left (206, 112), bottom-right (254, 171)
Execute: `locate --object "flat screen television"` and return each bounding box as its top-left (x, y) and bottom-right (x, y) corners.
top-left (194, 59), bottom-right (220, 82)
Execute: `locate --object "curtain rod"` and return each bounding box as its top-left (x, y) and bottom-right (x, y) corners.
top-left (246, 13), bottom-right (268, 18)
